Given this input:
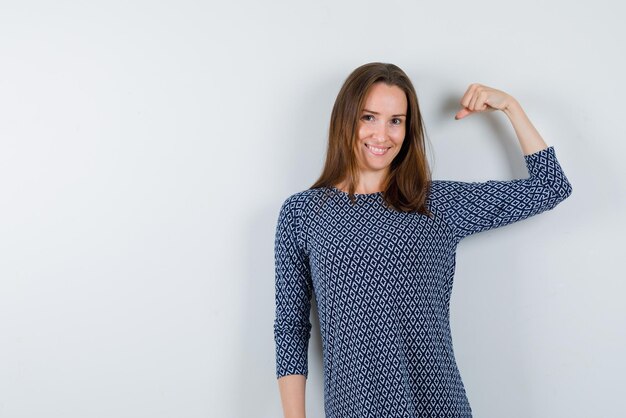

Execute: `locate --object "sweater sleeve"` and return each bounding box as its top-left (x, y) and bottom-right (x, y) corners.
top-left (273, 195), bottom-right (313, 379)
top-left (430, 146), bottom-right (573, 241)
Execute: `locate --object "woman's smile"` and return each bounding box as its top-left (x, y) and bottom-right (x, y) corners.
top-left (365, 143), bottom-right (391, 156)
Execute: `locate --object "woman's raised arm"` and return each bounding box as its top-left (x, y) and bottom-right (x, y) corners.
top-left (426, 84), bottom-right (574, 241)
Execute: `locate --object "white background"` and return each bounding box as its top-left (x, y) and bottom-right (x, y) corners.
top-left (1, 1), bottom-right (624, 417)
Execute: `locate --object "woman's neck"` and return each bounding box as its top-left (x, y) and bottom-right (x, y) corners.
top-left (335, 172), bottom-right (387, 194)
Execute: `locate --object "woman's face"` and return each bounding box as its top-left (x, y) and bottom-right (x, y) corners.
top-left (354, 82), bottom-right (407, 175)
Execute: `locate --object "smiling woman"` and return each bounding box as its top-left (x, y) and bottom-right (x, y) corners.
top-left (273, 62), bottom-right (573, 418)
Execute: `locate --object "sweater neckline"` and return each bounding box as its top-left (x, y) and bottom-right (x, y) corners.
top-left (327, 186), bottom-right (383, 197)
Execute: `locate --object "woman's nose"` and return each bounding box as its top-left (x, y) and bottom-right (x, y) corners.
top-left (372, 123), bottom-right (387, 141)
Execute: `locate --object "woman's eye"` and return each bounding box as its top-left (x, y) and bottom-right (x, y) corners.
top-left (391, 118), bottom-right (402, 125)
top-left (361, 114), bottom-right (375, 122)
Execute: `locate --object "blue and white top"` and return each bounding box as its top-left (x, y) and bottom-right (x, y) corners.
top-left (273, 146), bottom-right (572, 418)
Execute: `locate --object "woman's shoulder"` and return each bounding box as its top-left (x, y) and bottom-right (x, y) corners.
top-left (426, 179), bottom-right (477, 211)
top-left (279, 187), bottom-right (331, 211)
top-left (282, 187), bottom-right (328, 202)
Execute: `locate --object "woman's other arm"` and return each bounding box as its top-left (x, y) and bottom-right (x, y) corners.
top-left (274, 195), bottom-right (313, 417)
top-left (277, 374), bottom-right (306, 418)
top-left (455, 83), bottom-right (548, 156)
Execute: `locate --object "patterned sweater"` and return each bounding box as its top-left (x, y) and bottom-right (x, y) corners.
top-left (273, 146), bottom-right (572, 417)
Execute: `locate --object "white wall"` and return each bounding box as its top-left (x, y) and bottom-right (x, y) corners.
top-left (0, 1), bottom-right (623, 417)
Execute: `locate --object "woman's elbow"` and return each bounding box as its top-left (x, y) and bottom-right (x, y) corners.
top-left (546, 177), bottom-right (573, 209)
top-left (556, 176), bottom-right (573, 202)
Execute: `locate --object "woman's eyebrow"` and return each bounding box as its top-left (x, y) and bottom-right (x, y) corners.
top-left (362, 108), bottom-right (406, 117)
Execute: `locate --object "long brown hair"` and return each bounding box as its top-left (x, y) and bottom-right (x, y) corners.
top-left (310, 62), bottom-right (432, 216)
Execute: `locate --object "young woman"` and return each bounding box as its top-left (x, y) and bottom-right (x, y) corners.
top-left (273, 62), bottom-right (572, 418)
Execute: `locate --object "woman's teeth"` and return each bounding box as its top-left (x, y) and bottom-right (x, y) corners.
top-left (366, 144), bottom-right (389, 155)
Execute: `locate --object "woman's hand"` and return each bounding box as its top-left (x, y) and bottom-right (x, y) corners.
top-left (454, 83), bottom-right (516, 120)
top-left (453, 83), bottom-right (548, 155)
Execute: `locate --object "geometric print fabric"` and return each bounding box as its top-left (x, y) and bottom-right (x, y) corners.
top-left (274, 146), bottom-right (573, 417)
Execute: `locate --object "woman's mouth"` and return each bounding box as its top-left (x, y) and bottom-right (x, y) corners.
top-left (365, 143), bottom-right (390, 156)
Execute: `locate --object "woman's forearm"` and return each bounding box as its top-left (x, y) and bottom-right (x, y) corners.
top-left (277, 374), bottom-right (307, 418)
top-left (502, 99), bottom-right (549, 156)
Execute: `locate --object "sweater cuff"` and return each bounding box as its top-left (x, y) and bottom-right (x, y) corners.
top-left (274, 322), bottom-right (311, 379)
